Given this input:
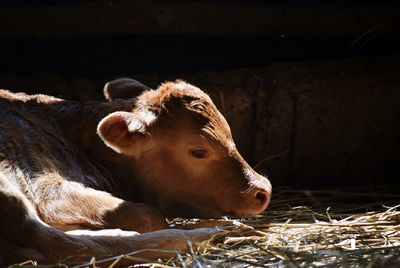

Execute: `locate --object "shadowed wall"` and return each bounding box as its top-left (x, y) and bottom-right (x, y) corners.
top-left (1, 1), bottom-right (399, 186)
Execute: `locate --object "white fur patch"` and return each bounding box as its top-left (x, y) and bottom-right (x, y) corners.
top-left (66, 228), bottom-right (139, 237)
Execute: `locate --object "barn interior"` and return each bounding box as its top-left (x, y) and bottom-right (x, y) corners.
top-left (1, 1), bottom-right (399, 266)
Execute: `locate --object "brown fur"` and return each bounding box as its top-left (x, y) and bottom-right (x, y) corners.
top-left (0, 79), bottom-right (271, 266)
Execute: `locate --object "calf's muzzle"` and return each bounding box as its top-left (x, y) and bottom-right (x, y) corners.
top-left (230, 167), bottom-right (272, 217)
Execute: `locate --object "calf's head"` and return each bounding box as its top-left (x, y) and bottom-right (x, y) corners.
top-left (98, 79), bottom-right (271, 218)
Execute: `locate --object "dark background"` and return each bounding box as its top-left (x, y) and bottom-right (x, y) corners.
top-left (0, 0), bottom-right (399, 188)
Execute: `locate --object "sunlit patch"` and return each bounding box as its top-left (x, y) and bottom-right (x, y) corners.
top-left (243, 168), bottom-right (271, 191)
top-left (138, 109), bottom-right (158, 126)
top-left (227, 140), bottom-right (236, 154)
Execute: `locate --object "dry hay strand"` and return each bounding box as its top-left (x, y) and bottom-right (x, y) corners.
top-left (152, 188), bottom-right (400, 267)
top-left (11, 187), bottom-right (400, 267)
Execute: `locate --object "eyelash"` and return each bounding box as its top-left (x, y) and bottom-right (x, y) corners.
top-left (189, 149), bottom-right (209, 159)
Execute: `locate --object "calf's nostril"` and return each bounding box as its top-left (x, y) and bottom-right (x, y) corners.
top-left (255, 190), bottom-right (268, 205)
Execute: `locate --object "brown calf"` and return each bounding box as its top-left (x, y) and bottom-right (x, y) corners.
top-left (0, 79), bottom-right (271, 266)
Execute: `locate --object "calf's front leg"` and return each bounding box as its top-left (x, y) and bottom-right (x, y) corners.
top-left (0, 174), bottom-right (219, 266)
top-left (33, 174), bottom-right (167, 232)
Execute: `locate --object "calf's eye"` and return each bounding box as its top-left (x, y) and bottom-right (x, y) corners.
top-left (189, 149), bottom-right (209, 159)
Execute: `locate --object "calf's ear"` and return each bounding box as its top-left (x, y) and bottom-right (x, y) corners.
top-left (104, 78), bottom-right (150, 101)
top-left (97, 111), bottom-right (155, 157)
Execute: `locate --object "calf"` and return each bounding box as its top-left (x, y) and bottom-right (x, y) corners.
top-left (0, 79), bottom-right (271, 266)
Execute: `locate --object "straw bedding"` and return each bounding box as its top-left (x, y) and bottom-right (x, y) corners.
top-left (11, 187), bottom-right (400, 268)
